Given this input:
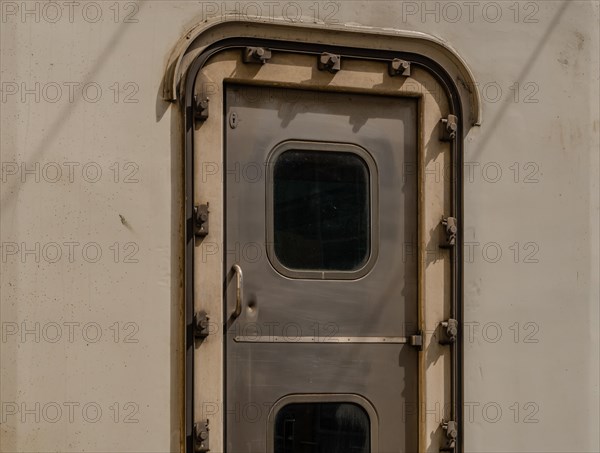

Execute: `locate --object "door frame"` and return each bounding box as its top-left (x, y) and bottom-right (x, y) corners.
top-left (174, 22), bottom-right (477, 453)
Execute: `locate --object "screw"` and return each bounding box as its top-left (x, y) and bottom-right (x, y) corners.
top-left (321, 53), bottom-right (338, 67)
top-left (318, 53), bottom-right (341, 73)
top-left (389, 59), bottom-right (411, 76)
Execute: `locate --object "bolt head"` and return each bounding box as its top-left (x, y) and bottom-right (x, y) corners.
top-left (321, 54), bottom-right (338, 66)
top-left (391, 59), bottom-right (409, 73)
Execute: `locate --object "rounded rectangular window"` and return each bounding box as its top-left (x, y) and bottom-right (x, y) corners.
top-left (274, 402), bottom-right (370, 453)
top-left (267, 141), bottom-right (378, 280)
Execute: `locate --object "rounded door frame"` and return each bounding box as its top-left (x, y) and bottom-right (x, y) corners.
top-left (181, 36), bottom-right (471, 453)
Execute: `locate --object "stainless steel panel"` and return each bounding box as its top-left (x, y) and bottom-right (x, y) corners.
top-left (225, 84), bottom-right (418, 452)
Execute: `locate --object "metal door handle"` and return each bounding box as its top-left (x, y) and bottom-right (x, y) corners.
top-left (232, 264), bottom-right (243, 319)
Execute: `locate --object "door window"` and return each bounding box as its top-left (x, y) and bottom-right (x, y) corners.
top-left (267, 141), bottom-right (378, 280)
top-left (274, 402), bottom-right (370, 453)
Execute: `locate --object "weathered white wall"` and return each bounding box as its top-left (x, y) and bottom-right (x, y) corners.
top-left (1, 1), bottom-right (598, 452)
top-left (0, 2), bottom-right (186, 451)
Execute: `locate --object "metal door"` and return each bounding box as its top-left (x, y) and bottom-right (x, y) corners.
top-left (225, 84), bottom-right (419, 452)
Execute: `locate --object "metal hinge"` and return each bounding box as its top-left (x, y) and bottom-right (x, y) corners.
top-left (439, 319), bottom-right (458, 345)
top-left (318, 52), bottom-right (341, 73)
top-left (389, 58), bottom-right (411, 77)
top-left (194, 419), bottom-right (210, 452)
top-left (440, 114), bottom-right (458, 141)
top-left (194, 312), bottom-right (210, 340)
top-left (409, 331), bottom-right (423, 351)
top-left (440, 216), bottom-right (458, 248)
top-left (194, 95), bottom-right (209, 121)
top-left (440, 420), bottom-right (458, 452)
top-left (243, 46), bottom-right (272, 64)
top-left (194, 204), bottom-right (209, 237)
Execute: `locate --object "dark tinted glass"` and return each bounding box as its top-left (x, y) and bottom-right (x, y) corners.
top-left (273, 150), bottom-right (370, 271)
top-left (274, 402), bottom-right (370, 453)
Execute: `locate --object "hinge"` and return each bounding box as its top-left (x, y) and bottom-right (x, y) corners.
top-left (408, 331), bottom-right (423, 351)
top-left (194, 95), bottom-right (209, 122)
top-left (243, 46), bottom-right (272, 64)
top-left (439, 319), bottom-right (458, 345)
top-left (389, 58), bottom-right (411, 77)
top-left (194, 203), bottom-right (209, 237)
top-left (440, 420), bottom-right (458, 452)
top-left (440, 216), bottom-right (457, 248)
top-left (194, 312), bottom-right (210, 340)
top-left (318, 52), bottom-right (341, 73)
top-left (440, 114), bottom-right (458, 141)
top-left (194, 419), bottom-right (210, 452)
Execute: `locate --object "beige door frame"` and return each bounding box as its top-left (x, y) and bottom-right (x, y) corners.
top-left (185, 44), bottom-right (461, 453)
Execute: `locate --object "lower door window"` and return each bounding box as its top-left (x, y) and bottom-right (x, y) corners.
top-left (274, 402), bottom-right (370, 453)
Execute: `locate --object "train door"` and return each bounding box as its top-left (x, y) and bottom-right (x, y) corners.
top-left (224, 85), bottom-right (420, 452)
top-left (188, 41), bottom-right (463, 453)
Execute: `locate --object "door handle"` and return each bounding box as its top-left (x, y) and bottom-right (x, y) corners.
top-left (232, 264), bottom-right (244, 319)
